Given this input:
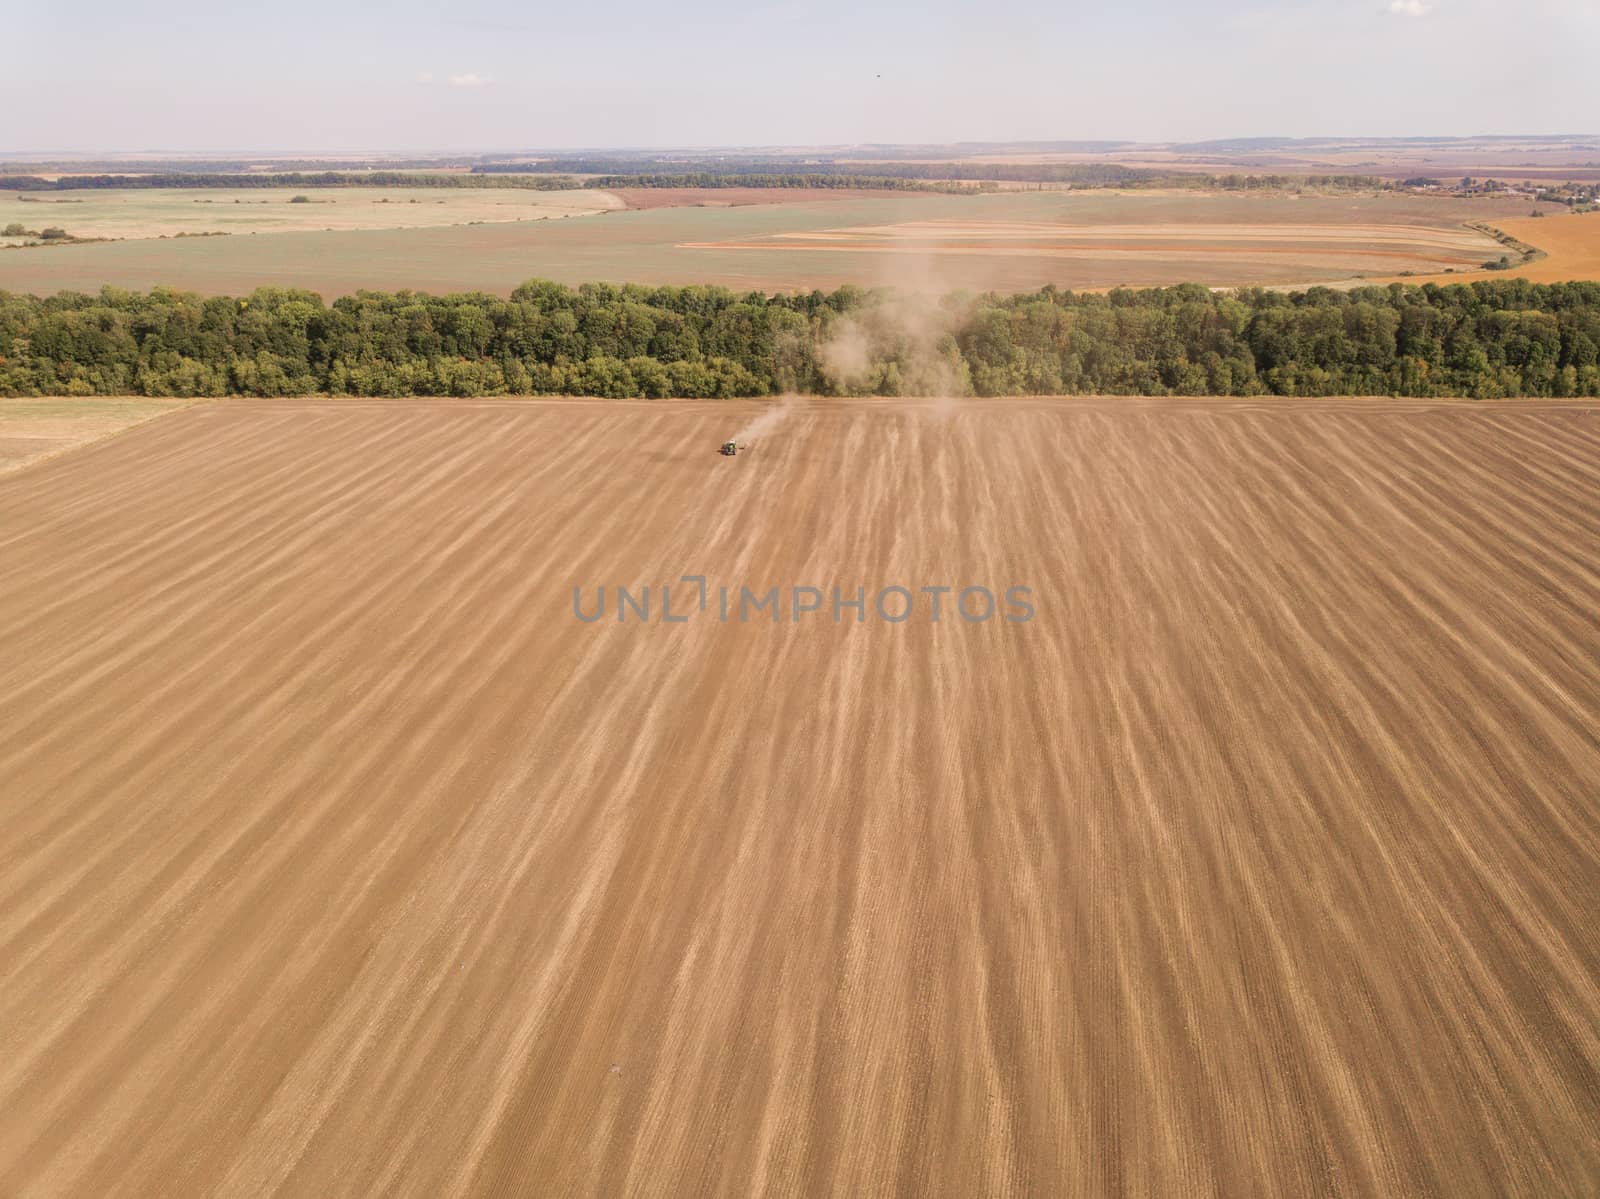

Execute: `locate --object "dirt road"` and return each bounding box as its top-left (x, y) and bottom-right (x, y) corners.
top-left (1, 398), bottom-right (1597, 1196)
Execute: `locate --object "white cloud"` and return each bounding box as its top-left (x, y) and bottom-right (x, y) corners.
top-left (417, 71), bottom-right (434, 83)
top-left (448, 73), bottom-right (491, 88)
top-left (1387, 0), bottom-right (1432, 16)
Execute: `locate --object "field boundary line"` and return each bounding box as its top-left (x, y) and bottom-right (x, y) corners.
top-left (0, 397), bottom-right (212, 479)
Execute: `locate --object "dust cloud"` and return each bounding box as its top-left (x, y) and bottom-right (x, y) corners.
top-left (818, 293), bottom-right (972, 401)
top-left (817, 248), bottom-right (975, 406)
top-left (730, 394), bottom-right (799, 445)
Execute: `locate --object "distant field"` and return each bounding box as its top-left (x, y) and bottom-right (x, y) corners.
top-left (607, 186), bottom-right (912, 210)
top-left (0, 187), bottom-right (622, 243)
top-left (684, 216), bottom-right (1501, 278)
top-left (1355, 211), bottom-right (1600, 289)
top-left (874, 134), bottom-right (1600, 183)
top-left (0, 189), bottom-right (1563, 297)
top-left (1487, 212), bottom-right (1600, 283)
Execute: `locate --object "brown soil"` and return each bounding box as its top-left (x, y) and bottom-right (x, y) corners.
top-left (685, 240), bottom-right (1480, 262)
top-left (608, 187), bottom-right (912, 210)
top-left (1, 397), bottom-right (1598, 1196)
top-left (683, 217), bottom-right (1503, 278)
top-left (0, 398), bottom-right (194, 474)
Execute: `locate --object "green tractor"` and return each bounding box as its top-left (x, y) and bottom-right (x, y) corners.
top-left (719, 441), bottom-right (740, 456)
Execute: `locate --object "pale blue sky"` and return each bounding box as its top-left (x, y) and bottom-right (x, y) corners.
top-left (7, 0), bottom-right (1596, 152)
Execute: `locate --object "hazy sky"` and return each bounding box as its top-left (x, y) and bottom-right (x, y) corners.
top-left (7, 0), bottom-right (1596, 152)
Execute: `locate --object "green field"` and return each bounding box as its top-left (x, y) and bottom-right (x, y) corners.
top-left (0, 186), bottom-right (621, 245)
top-left (0, 189), bottom-right (1546, 298)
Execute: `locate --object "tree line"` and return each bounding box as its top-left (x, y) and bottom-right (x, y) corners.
top-left (478, 159), bottom-right (1392, 192)
top-left (4, 167), bottom-right (1413, 198)
top-left (0, 158), bottom-right (484, 175)
top-left (480, 159), bottom-right (1161, 186)
top-left (588, 173), bottom-right (986, 193)
top-left (2, 279), bottom-right (1598, 399)
top-left (2, 172), bottom-right (586, 192)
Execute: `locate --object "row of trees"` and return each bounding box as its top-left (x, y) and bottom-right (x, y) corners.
top-left (3, 166), bottom-right (1414, 199)
top-left (2, 172), bottom-right (586, 192)
top-left (952, 282), bottom-right (1600, 397)
top-left (0, 158), bottom-right (485, 174)
top-left (3, 279), bottom-right (1599, 399)
top-left (588, 173), bottom-right (984, 193)
top-left (473, 158), bottom-right (1156, 185)
top-left (478, 159), bottom-right (1395, 192)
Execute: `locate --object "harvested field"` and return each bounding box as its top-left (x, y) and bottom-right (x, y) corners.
top-left (0, 190), bottom-right (1559, 298)
top-left (1489, 212), bottom-right (1600, 284)
top-left (684, 216), bottom-right (1503, 277)
top-left (1355, 212), bottom-right (1600, 289)
top-left (2, 396), bottom-right (1598, 1196)
top-left (607, 187), bottom-right (906, 210)
top-left (0, 396), bottom-right (194, 475)
top-left (0, 186), bottom-right (623, 242)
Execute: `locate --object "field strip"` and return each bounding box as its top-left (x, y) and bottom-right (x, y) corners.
top-left (0, 398), bottom-right (209, 478)
top-left (769, 222), bottom-right (1494, 248)
top-left (679, 241), bottom-right (1486, 263)
top-left (1355, 214), bottom-right (1600, 288)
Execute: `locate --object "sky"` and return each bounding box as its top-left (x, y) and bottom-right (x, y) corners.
top-left (6, 0), bottom-right (1597, 152)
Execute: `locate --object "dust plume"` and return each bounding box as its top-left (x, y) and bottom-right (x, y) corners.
top-left (817, 289), bottom-right (973, 403)
top-left (730, 394), bottom-right (799, 445)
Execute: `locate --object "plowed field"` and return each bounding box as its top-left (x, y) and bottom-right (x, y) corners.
top-left (2, 397), bottom-right (1598, 1196)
